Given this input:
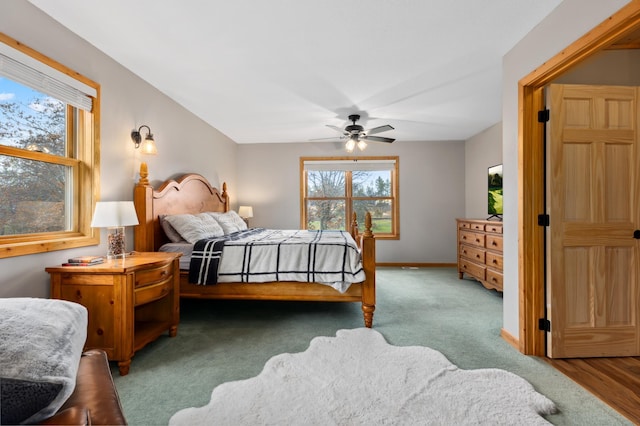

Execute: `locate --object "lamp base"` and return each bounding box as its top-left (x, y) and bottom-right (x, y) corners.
top-left (107, 226), bottom-right (126, 260)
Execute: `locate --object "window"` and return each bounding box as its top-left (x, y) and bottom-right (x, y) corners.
top-left (0, 33), bottom-right (99, 258)
top-left (300, 157), bottom-right (399, 239)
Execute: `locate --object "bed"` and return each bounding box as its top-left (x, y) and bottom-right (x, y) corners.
top-left (133, 170), bottom-right (376, 327)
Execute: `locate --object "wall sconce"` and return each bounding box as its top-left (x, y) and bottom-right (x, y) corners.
top-left (90, 201), bottom-right (139, 260)
top-left (131, 125), bottom-right (158, 185)
top-left (131, 125), bottom-right (158, 155)
top-left (238, 205), bottom-right (254, 226)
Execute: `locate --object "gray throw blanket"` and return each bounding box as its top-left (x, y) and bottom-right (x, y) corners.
top-left (0, 298), bottom-right (87, 424)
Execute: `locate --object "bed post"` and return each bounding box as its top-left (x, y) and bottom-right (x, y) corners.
top-left (361, 212), bottom-right (376, 328)
top-left (133, 164), bottom-right (154, 252)
top-left (222, 182), bottom-right (229, 212)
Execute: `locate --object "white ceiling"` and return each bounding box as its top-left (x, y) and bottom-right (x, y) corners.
top-left (29, 0), bottom-right (562, 144)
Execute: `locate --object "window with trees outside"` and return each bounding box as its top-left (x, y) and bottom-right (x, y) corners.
top-left (300, 157), bottom-right (399, 239)
top-left (0, 33), bottom-right (100, 258)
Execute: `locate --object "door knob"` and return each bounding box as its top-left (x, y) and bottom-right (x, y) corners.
top-left (634, 230), bottom-right (640, 239)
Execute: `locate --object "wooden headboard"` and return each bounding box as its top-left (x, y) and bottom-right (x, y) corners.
top-left (133, 172), bottom-right (229, 252)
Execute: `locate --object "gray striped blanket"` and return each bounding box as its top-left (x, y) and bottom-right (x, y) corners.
top-left (189, 228), bottom-right (365, 290)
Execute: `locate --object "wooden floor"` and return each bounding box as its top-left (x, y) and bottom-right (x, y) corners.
top-left (545, 356), bottom-right (640, 424)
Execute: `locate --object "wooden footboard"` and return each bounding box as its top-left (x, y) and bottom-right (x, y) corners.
top-left (133, 170), bottom-right (376, 327)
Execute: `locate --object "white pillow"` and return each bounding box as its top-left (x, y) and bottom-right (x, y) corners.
top-left (163, 213), bottom-right (225, 243)
top-left (208, 211), bottom-right (247, 234)
top-left (159, 215), bottom-right (187, 243)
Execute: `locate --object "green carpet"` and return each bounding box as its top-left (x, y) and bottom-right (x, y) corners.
top-left (111, 267), bottom-right (632, 425)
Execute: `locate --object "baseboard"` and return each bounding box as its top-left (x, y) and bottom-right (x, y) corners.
top-left (500, 328), bottom-right (520, 351)
top-left (376, 262), bottom-right (457, 268)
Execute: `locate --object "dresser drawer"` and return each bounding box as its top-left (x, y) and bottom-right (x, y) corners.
top-left (485, 223), bottom-right (503, 234)
top-left (135, 276), bottom-right (173, 306)
top-left (459, 259), bottom-right (485, 280)
top-left (486, 252), bottom-right (503, 270)
top-left (470, 222), bottom-right (484, 231)
top-left (135, 263), bottom-right (172, 288)
top-left (460, 244), bottom-right (485, 263)
top-left (458, 221), bottom-right (472, 229)
top-left (460, 230), bottom-right (485, 248)
top-left (486, 235), bottom-right (503, 251)
top-left (486, 269), bottom-right (503, 289)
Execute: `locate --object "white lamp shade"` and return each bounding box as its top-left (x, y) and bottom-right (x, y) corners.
top-left (238, 205), bottom-right (253, 219)
top-left (90, 201), bottom-right (139, 227)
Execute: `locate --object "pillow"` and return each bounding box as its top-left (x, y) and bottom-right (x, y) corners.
top-left (163, 213), bottom-right (225, 244)
top-left (159, 214), bottom-right (186, 243)
top-left (0, 298), bottom-right (88, 425)
top-left (208, 211), bottom-right (247, 234)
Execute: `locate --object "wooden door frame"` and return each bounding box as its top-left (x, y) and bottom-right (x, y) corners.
top-left (519, 2), bottom-right (640, 356)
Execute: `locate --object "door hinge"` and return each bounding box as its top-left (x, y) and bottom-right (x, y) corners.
top-left (538, 318), bottom-right (551, 332)
top-left (538, 109), bottom-right (550, 123)
top-left (538, 214), bottom-right (550, 227)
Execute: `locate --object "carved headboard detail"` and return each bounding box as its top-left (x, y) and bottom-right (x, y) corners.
top-left (133, 173), bottom-right (229, 252)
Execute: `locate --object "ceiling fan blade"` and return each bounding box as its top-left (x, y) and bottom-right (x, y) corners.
top-left (326, 125), bottom-right (347, 135)
top-left (364, 135), bottom-right (395, 143)
top-left (309, 136), bottom-right (344, 141)
top-left (365, 124), bottom-right (394, 136)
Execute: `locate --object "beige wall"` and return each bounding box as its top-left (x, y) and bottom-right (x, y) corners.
top-left (237, 140), bottom-right (465, 263)
top-left (0, 0), bottom-right (237, 298)
top-left (464, 123), bottom-right (502, 219)
top-left (501, 0), bottom-right (630, 338)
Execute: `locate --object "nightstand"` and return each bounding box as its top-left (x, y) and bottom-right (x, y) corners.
top-left (46, 252), bottom-right (181, 375)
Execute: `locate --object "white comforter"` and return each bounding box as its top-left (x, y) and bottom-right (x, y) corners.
top-left (160, 228), bottom-right (365, 293)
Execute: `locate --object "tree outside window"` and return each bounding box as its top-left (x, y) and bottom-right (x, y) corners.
top-left (301, 157), bottom-right (399, 239)
top-left (0, 82), bottom-right (71, 235)
top-left (0, 33), bottom-right (99, 258)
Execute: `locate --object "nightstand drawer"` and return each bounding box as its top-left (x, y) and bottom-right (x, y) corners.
top-left (460, 245), bottom-right (485, 263)
top-left (59, 273), bottom-right (114, 286)
top-left (460, 230), bottom-right (485, 248)
top-left (135, 276), bottom-right (173, 306)
top-left (135, 263), bottom-right (172, 288)
top-left (459, 259), bottom-right (485, 280)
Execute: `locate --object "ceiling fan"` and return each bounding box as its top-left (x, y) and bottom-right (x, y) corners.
top-left (326, 114), bottom-right (395, 152)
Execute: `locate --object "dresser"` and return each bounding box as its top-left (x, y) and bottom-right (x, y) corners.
top-left (47, 252), bottom-right (181, 375)
top-left (456, 219), bottom-right (503, 292)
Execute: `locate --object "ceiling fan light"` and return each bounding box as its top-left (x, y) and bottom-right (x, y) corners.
top-left (345, 138), bottom-right (356, 152)
top-left (357, 140), bottom-right (367, 151)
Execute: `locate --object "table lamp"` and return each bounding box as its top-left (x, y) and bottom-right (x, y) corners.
top-left (238, 205), bottom-right (253, 226)
top-left (90, 201), bottom-right (139, 259)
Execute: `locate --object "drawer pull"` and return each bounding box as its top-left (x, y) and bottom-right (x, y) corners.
top-left (491, 241), bottom-right (497, 246)
top-left (476, 254), bottom-right (481, 259)
top-left (475, 239), bottom-right (480, 243)
top-left (492, 259), bottom-right (497, 264)
top-left (462, 236), bottom-right (467, 240)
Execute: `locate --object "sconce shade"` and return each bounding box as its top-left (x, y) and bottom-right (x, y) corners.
top-left (131, 125), bottom-right (158, 155)
top-left (90, 201), bottom-right (139, 228)
top-left (238, 206), bottom-right (254, 219)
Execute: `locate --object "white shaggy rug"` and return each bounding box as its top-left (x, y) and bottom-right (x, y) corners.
top-left (169, 328), bottom-right (556, 425)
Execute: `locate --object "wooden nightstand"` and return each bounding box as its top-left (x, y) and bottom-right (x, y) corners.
top-left (46, 252), bottom-right (181, 375)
